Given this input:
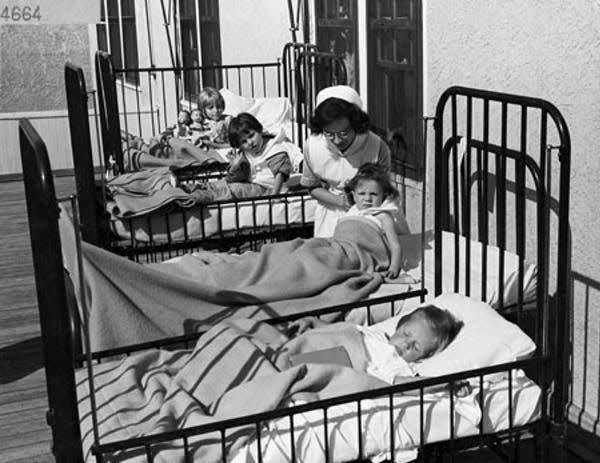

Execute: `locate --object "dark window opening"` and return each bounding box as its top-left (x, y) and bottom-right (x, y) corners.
top-left (97, 0), bottom-right (139, 85)
top-left (367, 0), bottom-right (423, 179)
top-left (178, 0), bottom-right (222, 102)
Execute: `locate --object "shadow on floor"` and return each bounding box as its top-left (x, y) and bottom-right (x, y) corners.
top-left (0, 336), bottom-right (43, 384)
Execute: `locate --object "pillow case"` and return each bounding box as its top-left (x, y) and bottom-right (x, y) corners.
top-left (220, 88), bottom-right (293, 139)
top-left (371, 292), bottom-right (536, 378)
top-left (395, 230), bottom-right (537, 309)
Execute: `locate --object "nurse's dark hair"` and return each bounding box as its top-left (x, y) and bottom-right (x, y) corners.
top-left (309, 97), bottom-right (371, 134)
top-left (395, 305), bottom-right (464, 358)
top-left (344, 163), bottom-right (398, 205)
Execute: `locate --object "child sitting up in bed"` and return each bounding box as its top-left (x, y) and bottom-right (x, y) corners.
top-left (225, 112), bottom-right (293, 195)
top-left (343, 163), bottom-right (411, 279)
top-left (190, 87), bottom-right (232, 150)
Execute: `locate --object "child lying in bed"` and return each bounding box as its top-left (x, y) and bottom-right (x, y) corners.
top-left (343, 163), bottom-right (411, 279)
top-left (181, 112), bottom-right (296, 201)
top-left (225, 112), bottom-right (293, 195)
top-left (286, 304), bottom-right (463, 385)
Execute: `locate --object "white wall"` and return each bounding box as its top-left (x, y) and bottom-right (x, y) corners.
top-left (219, 0), bottom-right (292, 64)
top-left (425, 0), bottom-right (600, 435)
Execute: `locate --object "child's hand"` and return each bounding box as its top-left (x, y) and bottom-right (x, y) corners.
top-left (284, 317), bottom-right (321, 337)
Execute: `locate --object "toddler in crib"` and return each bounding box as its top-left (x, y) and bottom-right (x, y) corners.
top-left (358, 304), bottom-right (463, 384)
top-left (225, 112), bottom-right (292, 195)
top-left (286, 304), bottom-right (462, 385)
top-left (343, 163), bottom-right (410, 279)
top-left (190, 87), bottom-right (232, 150)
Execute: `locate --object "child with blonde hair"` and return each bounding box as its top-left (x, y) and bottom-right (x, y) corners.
top-left (191, 87), bottom-right (232, 149)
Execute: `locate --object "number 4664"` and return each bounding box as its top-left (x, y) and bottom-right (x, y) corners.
top-left (1, 5), bottom-right (42, 22)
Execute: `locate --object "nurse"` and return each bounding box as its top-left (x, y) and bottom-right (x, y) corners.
top-left (300, 85), bottom-right (391, 237)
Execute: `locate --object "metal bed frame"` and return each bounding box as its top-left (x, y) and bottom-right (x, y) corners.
top-left (66, 44), bottom-right (346, 261)
top-left (22, 84), bottom-right (571, 462)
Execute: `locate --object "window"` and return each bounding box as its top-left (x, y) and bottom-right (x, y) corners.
top-left (367, 0), bottom-right (422, 177)
top-left (178, 0), bottom-right (222, 100)
top-left (97, 0), bottom-right (139, 85)
top-left (315, 0), bottom-right (358, 88)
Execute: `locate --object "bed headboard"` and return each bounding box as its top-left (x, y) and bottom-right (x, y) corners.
top-left (65, 62), bottom-right (100, 245)
top-left (433, 86), bottom-right (571, 422)
top-left (281, 42), bottom-right (348, 148)
top-left (95, 51), bottom-right (123, 174)
top-left (19, 119), bottom-right (84, 461)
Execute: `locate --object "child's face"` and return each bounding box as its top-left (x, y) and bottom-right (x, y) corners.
top-left (352, 179), bottom-right (385, 209)
top-left (389, 312), bottom-right (439, 363)
top-left (204, 103), bottom-right (224, 121)
top-left (191, 109), bottom-right (202, 123)
top-left (238, 130), bottom-right (264, 156)
top-left (178, 111), bottom-right (191, 124)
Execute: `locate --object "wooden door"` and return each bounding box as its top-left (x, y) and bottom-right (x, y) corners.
top-left (367, 0), bottom-right (422, 175)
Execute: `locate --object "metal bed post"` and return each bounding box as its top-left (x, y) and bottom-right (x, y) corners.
top-left (433, 86), bottom-right (573, 453)
top-left (95, 51), bottom-right (124, 174)
top-left (65, 63), bottom-right (100, 246)
top-left (19, 119), bottom-right (84, 462)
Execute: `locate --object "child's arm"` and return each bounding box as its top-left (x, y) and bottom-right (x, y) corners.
top-left (266, 152), bottom-right (292, 195)
top-left (379, 212), bottom-right (402, 278)
top-left (271, 172), bottom-right (286, 195)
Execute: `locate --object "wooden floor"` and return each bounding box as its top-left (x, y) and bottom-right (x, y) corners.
top-left (0, 176), bottom-right (75, 463)
top-left (0, 175), bottom-right (591, 463)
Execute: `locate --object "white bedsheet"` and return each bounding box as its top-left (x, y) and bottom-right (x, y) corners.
top-left (109, 194), bottom-right (316, 243)
top-left (347, 230), bottom-right (537, 324)
top-left (230, 373), bottom-right (541, 463)
top-left (77, 358), bottom-right (540, 463)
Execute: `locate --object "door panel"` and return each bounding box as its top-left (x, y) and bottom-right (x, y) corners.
top-left (367, 0), bottom-right (422, 175)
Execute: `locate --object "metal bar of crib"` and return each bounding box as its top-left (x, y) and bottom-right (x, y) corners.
top-left (76, 289), bottom-right (426, 365)
top-left (433, 86), bottom-right (571, 425)
top-left (91, 356), bottom-right (545, 459)
top-left (65, 63), bottom-right (100, 246)
top-left (19, 119), bottom-right (84, 461)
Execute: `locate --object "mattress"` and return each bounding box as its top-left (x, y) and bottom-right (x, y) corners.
top-left (230, 373), bottom-right (541, 463)
top-left (109, 193), bottom-right (316, 243)
top-left (76, 359), bottom-right (540, 463)
top-left (346, 230), bottom-right (537, 324)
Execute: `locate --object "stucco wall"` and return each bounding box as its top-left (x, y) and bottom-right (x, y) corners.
top-left (0, 24), bottom-right (91, 112)
top-left (425, 0), bottom-right (600, 434)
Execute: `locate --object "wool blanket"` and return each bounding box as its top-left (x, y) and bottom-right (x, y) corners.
top-left (60, 208), bottom-right (389, 351)
top-left (77, 318), bottom-right (388, 462)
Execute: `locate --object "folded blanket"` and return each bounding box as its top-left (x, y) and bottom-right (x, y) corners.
top-left (59, 206), bottom-right (389, 350)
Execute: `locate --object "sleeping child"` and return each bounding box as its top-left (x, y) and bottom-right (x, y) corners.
top-left (284, 304), bottom-right (463, 385)
top-left (342, 163), bottom-right (411, 279)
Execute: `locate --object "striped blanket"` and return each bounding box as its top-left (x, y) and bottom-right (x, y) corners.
top-left (60, 209), bottom-right (392, 351)
top-left (77, 318), bottom-right (387, 462)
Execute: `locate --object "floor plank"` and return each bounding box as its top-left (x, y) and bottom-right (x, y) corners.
top-left (0, 176), bottom-right (74, 462)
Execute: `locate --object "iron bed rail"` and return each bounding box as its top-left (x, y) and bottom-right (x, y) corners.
top-left (90, 356), bottom-right (548, 462)
top-left (23, 83), bottom-right (572, 461)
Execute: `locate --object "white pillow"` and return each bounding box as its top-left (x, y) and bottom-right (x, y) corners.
top-left (371, 293), bottom-right (536, 378)
top-left (220, 88), bottom-right (293, 139)
top-left (220, 88), bottom-right (254, 115)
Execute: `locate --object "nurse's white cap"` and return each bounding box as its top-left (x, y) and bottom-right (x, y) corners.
top-left (315, 85), bottom-right (363, 109)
